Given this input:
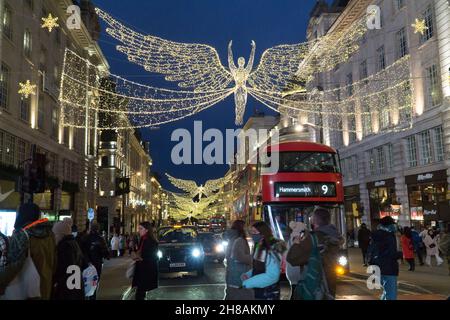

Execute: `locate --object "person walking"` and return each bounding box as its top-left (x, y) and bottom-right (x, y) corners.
top-left (52, 219), bottom-right (87, 300)
top-left (368, 216), bottom-right (402, 300)
top-left (81, 223), bottom-right (110, 300)
top-left (224, 220), bottom-right (253, 300)
top-left (438, 223), bottom-right (450, 276)
top-left (110, 234), bottom-right (119, 258)
top-left (357, 223), bottom-right (371, 266)
top-left (287, 208), bottom-right (343, 300)
top-left (9, 203), bottom-right (57, 300)
top-left (400, 227), bottom-right (415, 271)
top-left (423, 229), bottom-right (444, 267)
top-left (241, 221), bottom-right (286, 300)
top-left (119, 234), bottom-right (126, 257)
top-left (132, 222), bottom-right (159, 300)
top-left (411, 227), bottom-right (425, 266)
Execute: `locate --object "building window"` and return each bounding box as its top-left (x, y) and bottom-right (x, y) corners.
top-left (2, 5), bottom-right (13, 40)
top-left (378, 93), bottom-right (390, 129)
top-left (38, 96), bottom-right (45, 130)
top-left (396, 0), bottom-right (405, 10)
top-left (387, 144), bottom-right (394, 171)
top-left (376, 147), bottom-right (385, 174)
top-left (23, 29), bottom-right (32, 59)
top-left (17, 139), bottom-right (27, 165)
top-left (368, 150), bottom-right (376, 176)
top-left (55, 28), bottom-right (61, 45)
top-left (51, 107), bottom-right (58, 138)
top-left (396, 27), bottom-right (408, 60)
top-left (359, 60), bottom-right (368, 85)
top-left (0, 63), bottom-right (10, 110)
top-left (376, 46), bottom-right (385, 72)
top-left (425, 64), bottom-right (441, 108)
top-left (4, 134), bottom-right (15, 165)
top-left (399, 81), bottom-right (412, 123)
top-left (25, 0), bottom-right (34, 10)
top-left (362, 102), bottom-right (372, 137)
top-left (421, 5), bottom-right (434, 43)
top-left (348, 103), bottom-right (356, 143)
top-left (433, 126), bottom-right (444, 162)
top-left (347, 73), bottom-right (353, 96)
top-left (406, 136), bottom-right (417, 167)
top-left (20, 98), bottom-right (30, 123)
top-left (419, 131), bottom-right (433, 165)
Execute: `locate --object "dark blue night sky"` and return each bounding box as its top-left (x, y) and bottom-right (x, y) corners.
top-left (93, 0), bottom-right (328, 192)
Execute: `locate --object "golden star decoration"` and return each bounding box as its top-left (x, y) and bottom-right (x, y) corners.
top-left (41, 14), bottom-right (59, 32)
top-left (18, 80), bottom-right (37, 99)
top-left (411, 18), bottom-right (428, 35)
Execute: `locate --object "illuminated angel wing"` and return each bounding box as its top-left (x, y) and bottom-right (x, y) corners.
top-left (166, 174), bottom-right (199, 196)
top-left (203, 178), bottom-right (226, 196)
top-left (96, 8), bottom-right (233, 92)
top-left (248, 43), bottom-right (309, 93)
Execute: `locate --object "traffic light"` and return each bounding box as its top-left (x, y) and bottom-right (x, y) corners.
top-left (115, 177), bottom-right (130, 196)
top-left (29, 153), bottom-right (46, 194)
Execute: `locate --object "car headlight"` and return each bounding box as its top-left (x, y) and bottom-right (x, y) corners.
top-left (215, 244), bottom-right (225, 253)
top-left (222, 241), bottom-right (228, 247)
top-left (157, 250), bottom-right (163, 259)
top-left (338, 256), bottom-right (348, 266)
top-left (192, 248), bottom-right (202, 258)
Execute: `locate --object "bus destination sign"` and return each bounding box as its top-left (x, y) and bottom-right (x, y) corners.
top-left (274, 182), bottom-right (336, 198)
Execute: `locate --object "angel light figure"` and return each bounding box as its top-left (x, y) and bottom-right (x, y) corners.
top-left (95, 9), bottom-right (315, 126)
top-left (228, 40), bottom-right (255, 125)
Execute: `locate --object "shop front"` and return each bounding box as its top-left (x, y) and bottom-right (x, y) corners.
top-left (344, 185), bottom-right (362, 235)
top-left (367, 179), bottom-right (400, 223)
top-left (406, 170), bottom-right (449, 228)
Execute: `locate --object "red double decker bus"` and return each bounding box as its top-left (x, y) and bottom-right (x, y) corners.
top-left (259, 138), bottom-right (349, 275)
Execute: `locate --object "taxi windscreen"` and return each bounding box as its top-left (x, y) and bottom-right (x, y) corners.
top-left (158, 227), bottom-right (198, 243)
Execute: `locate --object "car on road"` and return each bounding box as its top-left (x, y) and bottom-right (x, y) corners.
top-left (157, 226), bottom-right (205, 276)
top-left (197, 232), bottom-right (227, 263)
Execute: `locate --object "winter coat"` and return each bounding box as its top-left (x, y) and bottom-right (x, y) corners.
top-left (357, 227), bottom-right (371, 250)
top-left (81, 232), bottom-right (110, 276)
top-left (242, 239), bottom-right (286, 289)
top-left (118, 236), bottom-right (125, 250)
top-left (286, 236), bottom-right (302, 285)
top-left (0, 231), bottom-right (28, 295)
top-left (400, 235), bottom-right (414, 259)
top-left (110, 236), bottom-right (120, 251)
top-left (132, 236), bottom-right (159, 291)
top-left (52, 235), bottom-right (87, 300)
top-left (411, 230), bottom-right (424, 250)
top-left (370, 229), bottom-right (400, 276)
top-left (225, 230), bottom-right (252, 288)
top-left (423, 234), bottom-right (439, 256)
top-left (26, 220), bottom-right (57, 300)
top-left (286, 224), bottom-right (343, 298)
top-left (438, 233), bottom-right (450, 257)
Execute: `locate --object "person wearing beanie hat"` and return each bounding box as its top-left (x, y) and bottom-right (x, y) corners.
top-left (368, 215), bottom-right (403, 300)
top-left (52, 219), bottom-right (86, 300)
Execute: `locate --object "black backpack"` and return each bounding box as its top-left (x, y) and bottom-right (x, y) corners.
top-left (366, 239), bottom-right (381, 266)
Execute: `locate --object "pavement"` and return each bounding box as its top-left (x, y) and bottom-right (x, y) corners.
top-left (97, 249), bottom-right (450, 300)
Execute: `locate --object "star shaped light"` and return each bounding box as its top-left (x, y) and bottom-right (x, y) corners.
top-left (41, 13), bottom-right (59, 32)
top-left (18, 80), bottom-right (37, 99)
top-left (411, 18), bottom-right (428, 35)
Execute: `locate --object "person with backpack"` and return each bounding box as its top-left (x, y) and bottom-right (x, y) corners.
top-left (287, 208), bottom-right (343, 300)
top-left (224, 220), bottom-right (253, 300)
top-left (400, 227), bottom-right (415, 271)
top-left (367, 216), bottom-right (402, 300)
top-left (357, 223), bottom-right (371, 266)
top-left (52, 219), bottom-right (87, 300)
top-left (411, 227), bottom-right (425, 266)
top-left (286, 221), bottom-right (306, 300)
top-left (241, 221), bottom-right (286, 300)
top-left (438, 223), bottom-right (450, 276)
top-left (81, 223), bottom-right (110, 300)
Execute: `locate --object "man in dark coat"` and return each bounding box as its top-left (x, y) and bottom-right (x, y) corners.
top-left (357, 223), bottom-right (371, 266)
top-left (368, 216), bottom-right (402, 300)
top-left (81, 223), bottom-right (109, 300)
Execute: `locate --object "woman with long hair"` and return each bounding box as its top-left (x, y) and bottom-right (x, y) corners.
top-left (224, 220), bottom-right (253, 300)
top-left (401, 227), bottom-right (415, 271)
top-left (132, 221), bottom-right (159, 300)
top-left (241, 221), bottom-right (286, 300)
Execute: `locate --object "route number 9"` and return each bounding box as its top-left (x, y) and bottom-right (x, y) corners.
top-left (321, 185), bottom-right (329, 195)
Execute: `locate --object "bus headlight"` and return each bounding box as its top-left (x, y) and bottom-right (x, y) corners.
top-left (222, 240), bottom-right (228, 247)
top-left (192, 248), bottom-right (202, 258)
top-left (215, 244), bottom-right (225, 253)
top-left (157, 250), bottom-right (163, 259)
top-left (338, 256), bottom-right (348, 266)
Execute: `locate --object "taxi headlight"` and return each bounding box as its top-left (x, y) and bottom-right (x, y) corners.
top-left (215, 244), bottom-right (225, 253)
top-left (338, 256), bottom-right (348, 266)
top-left (192, 248), bottom-right (202, 258)
top-left (157, 250), bottom-right (163, 259)
top-left (222, 241), bottom-right (228, 247)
